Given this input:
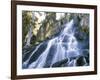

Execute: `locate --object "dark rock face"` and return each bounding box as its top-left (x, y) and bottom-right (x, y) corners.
top-left (43, 45), bottom-right (57, 67)
top-left (76, 56), bottom-right (87, 66)
top-left (22, 42), bottom-right (48, 68)
top-left (51, 58), bottom-right (68, 67)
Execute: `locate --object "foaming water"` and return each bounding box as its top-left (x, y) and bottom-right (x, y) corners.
top-left (23, 19), bottom-right (88, 68)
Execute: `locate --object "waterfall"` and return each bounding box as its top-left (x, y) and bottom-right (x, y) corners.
top-left (22, 19), bottom-right (88, 69)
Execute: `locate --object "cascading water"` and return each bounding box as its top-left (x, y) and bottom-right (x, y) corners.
top-left (23, 19), bottom-right (88, 69)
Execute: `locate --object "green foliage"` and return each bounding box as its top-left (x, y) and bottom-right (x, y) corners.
top-left (22, 11), bottom-right (32, 46)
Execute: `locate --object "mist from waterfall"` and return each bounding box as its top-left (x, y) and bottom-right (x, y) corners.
top-left (22, 19), bottom-right (89, 69)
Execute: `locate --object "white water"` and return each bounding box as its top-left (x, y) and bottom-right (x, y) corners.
top-left (23, 19), bottom-right (82, 68)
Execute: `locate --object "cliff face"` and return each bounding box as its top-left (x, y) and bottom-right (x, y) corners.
top-left (22, 11), bottom-right (89, 48)
top-left (22, 11), bottom-right (89, 68)
top-left (22, 11), bottom-right (90, 68)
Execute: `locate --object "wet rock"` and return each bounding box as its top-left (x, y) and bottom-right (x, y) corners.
top-left (76, 56), bottom-right (87, 66)
top-left (23, 41), bottom-right (48, 68)
top-left (51, 58), bottom-right (68, 67)
top-left (67, 59), bottom-right (76, 66)
top-left (82, 49), bottom-right (89, 64)
top-left (43, 45), bottom-right (57, 68)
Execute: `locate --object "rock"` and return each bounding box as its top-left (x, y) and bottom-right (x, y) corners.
top-left (43, 45), bottom-right (57, 68)
top-left (51, 58), bottom-right (68, 67)
top-left (76, 56), bottom-right (87, 66)
top-left (67, 59), bottom-right (76, 66)
top-left (23, 41), bottom-right (48, 68)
